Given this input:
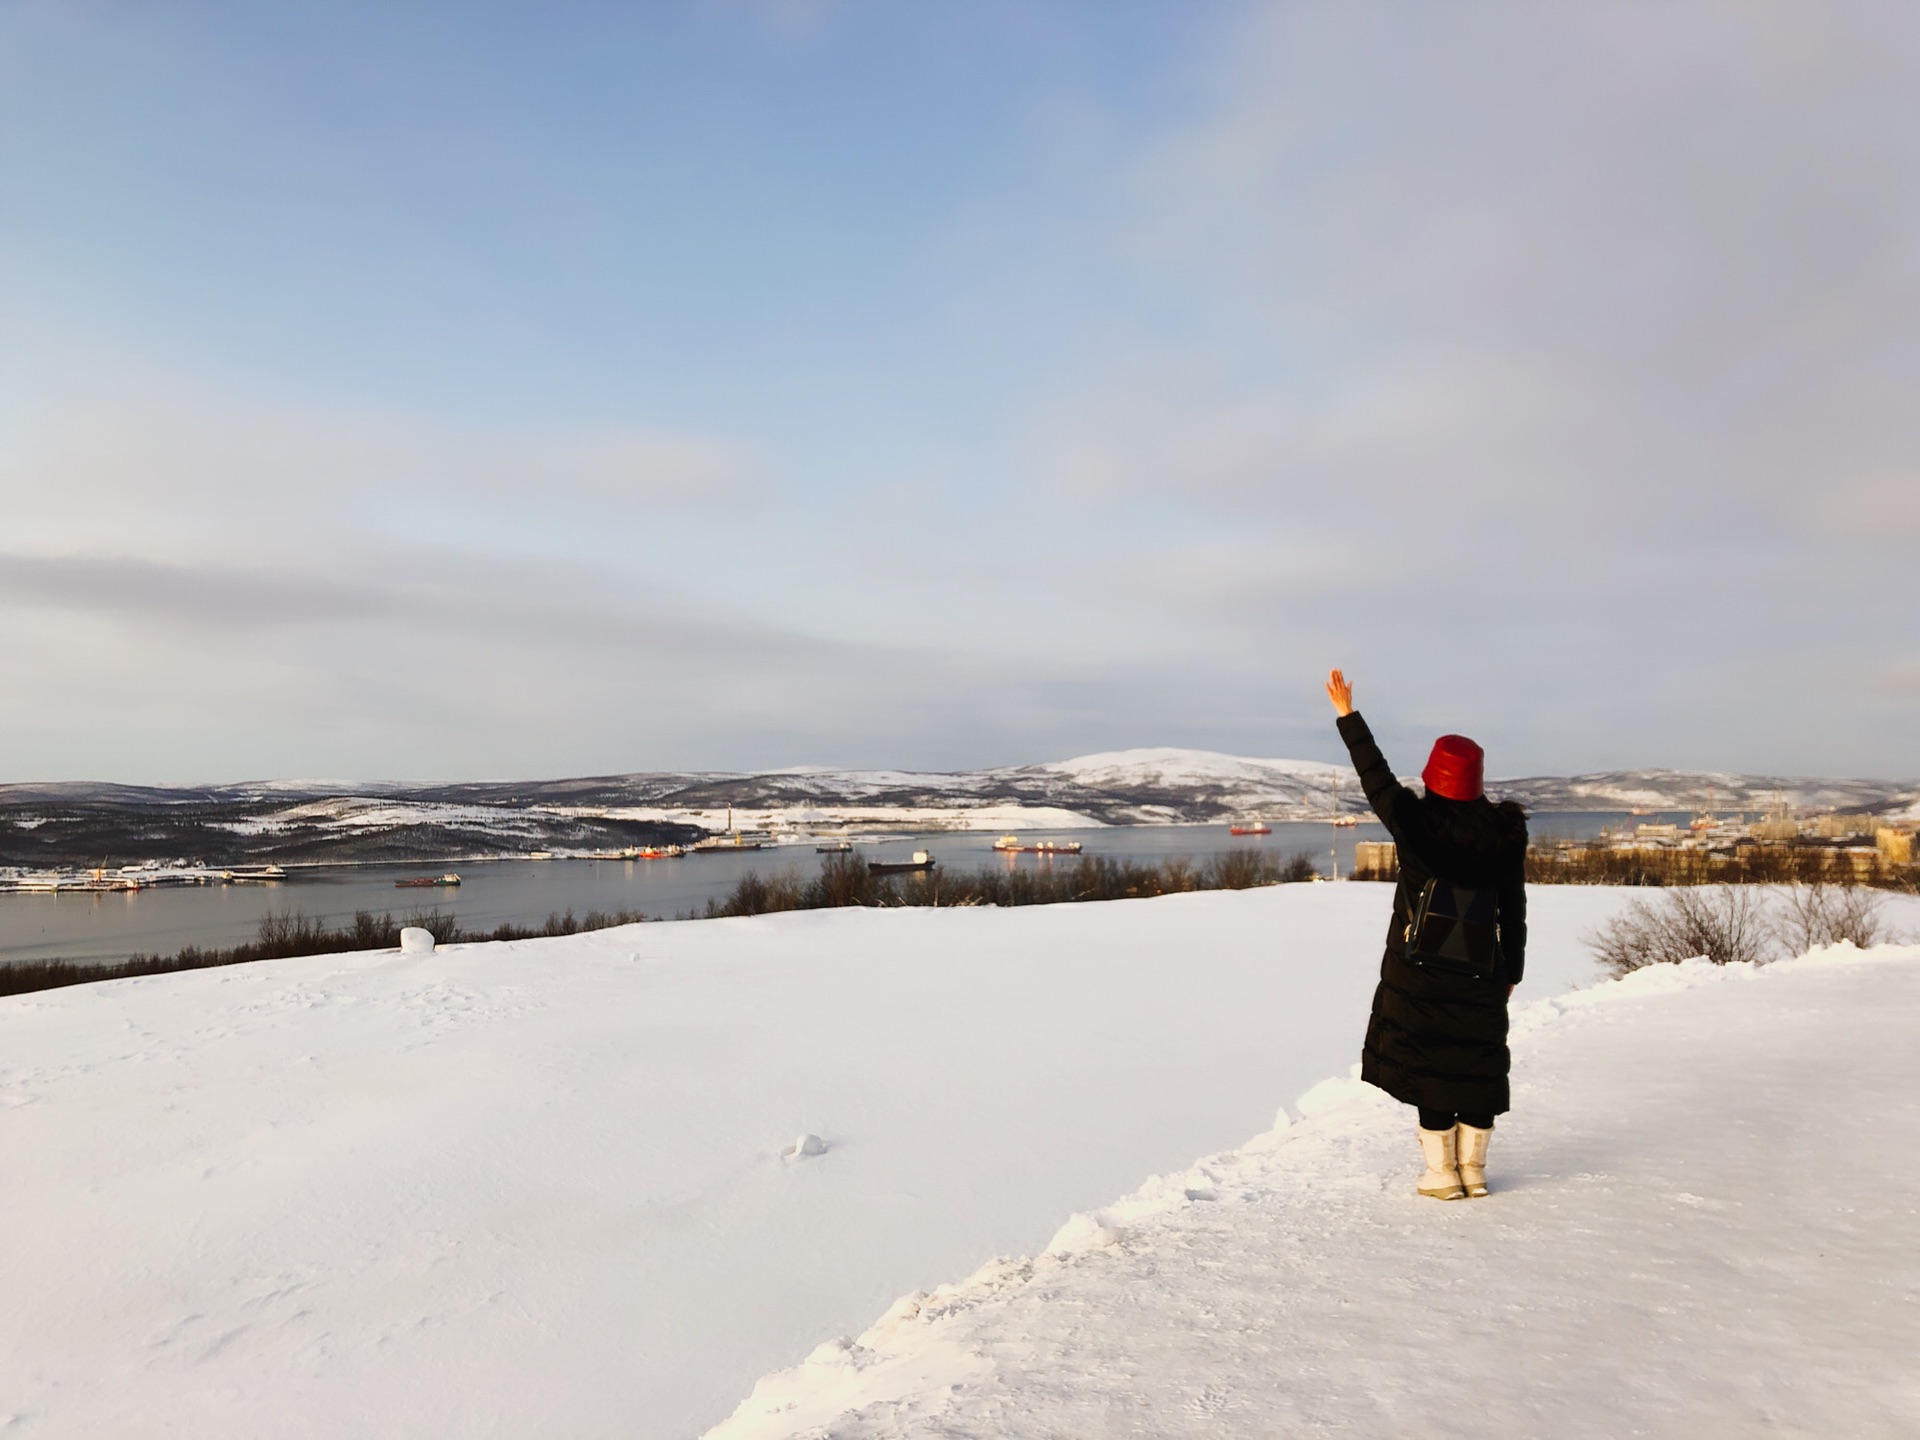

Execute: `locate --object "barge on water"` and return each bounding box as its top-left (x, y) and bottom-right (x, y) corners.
top-left (868, 850), bottom-right (935, 875)
top-left (2, 863), bottom-right (286, 893)
top-left (395, 872), bottom-right (462, 889)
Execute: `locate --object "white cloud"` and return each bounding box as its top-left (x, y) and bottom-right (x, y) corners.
top-left (992, 2), bottom-right (1920, 771)
top-left (0, 372), bottom-right (760, 561)
top-left (1033, 1), bottom-right (1920, 554)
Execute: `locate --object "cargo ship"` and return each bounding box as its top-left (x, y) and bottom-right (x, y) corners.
top-left (395, 872), bottom-right (462, 888)
top-left (693, 834), bottom-right (766, 852)
top-left (1229, 823), bottom-right (1272, 836)
top-left (991, 835), bottom-right (1083, 854)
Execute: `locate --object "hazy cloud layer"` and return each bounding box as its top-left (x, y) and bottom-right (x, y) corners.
top-left (3, 379), bottom-right (757, 550)
top-left (1, 2), bottom-right (1915, 781)
top-left (1016, 1), bottom-right (1920, 771)
top-left (0, 547), bottom-right (1245, 782)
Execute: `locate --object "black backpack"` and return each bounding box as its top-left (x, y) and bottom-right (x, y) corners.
top-left (1400, 877), bottom-right (1503, 981)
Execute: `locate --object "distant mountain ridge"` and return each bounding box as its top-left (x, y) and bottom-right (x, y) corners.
top-left (2, 748), bottom-right (1915, 869)
top-left (1492, 769), bottom-right (1919, 819)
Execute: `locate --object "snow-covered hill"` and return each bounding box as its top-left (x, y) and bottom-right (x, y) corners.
top-left (1490, 766), bottom-right (1916, 818)
top-left (407, 748), bottom-right (1920, 828)
top-left (6, 748), bottom-right (1914, 866)
top-left (3, 886), bottom-right (1918, 1437)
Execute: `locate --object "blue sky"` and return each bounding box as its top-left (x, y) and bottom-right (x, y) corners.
top-left (3, 1), bottom-right (1917, 782)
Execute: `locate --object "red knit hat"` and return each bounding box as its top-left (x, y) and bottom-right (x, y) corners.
top-left (1422, 734), bottom-right (1485, 801)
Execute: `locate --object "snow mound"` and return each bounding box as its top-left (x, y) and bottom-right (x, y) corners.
top-left (783, 1132), bottom-right (828, 1161)
top-left (1044, 1211), bottom-right (1123, 1255)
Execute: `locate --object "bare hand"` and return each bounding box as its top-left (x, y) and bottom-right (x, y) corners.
top-left (1325, 668), bottom-right (1354, 718)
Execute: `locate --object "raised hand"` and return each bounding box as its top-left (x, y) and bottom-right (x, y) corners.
top-left (1325, 668), bottom-right (1355, 718)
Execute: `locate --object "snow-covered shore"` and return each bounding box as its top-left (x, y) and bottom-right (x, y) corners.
top-left (1, 885), bottom-right (1915, 1436)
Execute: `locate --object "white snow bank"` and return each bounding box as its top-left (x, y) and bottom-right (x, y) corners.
top-left (709, 941), bottom-right (1920, 1439)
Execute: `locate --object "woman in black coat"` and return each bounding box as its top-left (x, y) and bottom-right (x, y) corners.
top-left (1326, 668), bottom-right (1527, 1200)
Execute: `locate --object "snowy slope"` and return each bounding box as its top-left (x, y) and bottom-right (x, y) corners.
top-left (711, 944), bottom-right (1920, 1440)
top-left (0, 884), bottom-right (1684, 1439)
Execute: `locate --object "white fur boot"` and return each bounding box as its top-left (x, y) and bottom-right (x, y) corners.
top-left (1455, 1123), bottom-right (1492, 1197)
top-left (1416, 1127), bottom-right (1465, 1200)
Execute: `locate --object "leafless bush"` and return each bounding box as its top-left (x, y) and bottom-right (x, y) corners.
top-left (1586, 885), bottom-right (1774, 977)
top-left (1205, 848), bottom-right (1315, 889)
top-left (1775, 882), bottom-right (1887, 955)
top-left (1529, 843), bottom-right (1879, 888)
top-left (702, 849), bottom-right (1322, 917)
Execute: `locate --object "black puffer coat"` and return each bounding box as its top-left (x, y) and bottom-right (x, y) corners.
top-left (1338, 712), bottom-right (1528, 1117)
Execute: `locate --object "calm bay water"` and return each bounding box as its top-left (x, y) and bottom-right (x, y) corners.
top-left (0, 813), bottom-right (1679, 968)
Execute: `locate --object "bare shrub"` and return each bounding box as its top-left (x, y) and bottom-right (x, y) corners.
top-left (1775, 882), bottom-right (1887, 955)
top-left (810, 852), bottom-right (879, 908)
top-left (1587, 885), bottom-right (1774, 977)
top-left (1527, 843), bottom-right (1882, 888)
top-left (1204, 849), bottom-right (1308, 889)
top-left (255, 909), bottom-right (334, 955)
top-left (701, 847), bottom-right (1322, 917)
top-left (705, 869), bottom-right (807, 918)
top-left (1158, 856), bottom-right (1199, 892)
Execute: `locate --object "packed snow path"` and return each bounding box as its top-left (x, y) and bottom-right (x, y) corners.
top-left (712, 945), bottom-right (1920, 1440)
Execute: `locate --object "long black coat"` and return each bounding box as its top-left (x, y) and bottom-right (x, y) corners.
top-left (1338, 712), bottom-right (1528, 1117)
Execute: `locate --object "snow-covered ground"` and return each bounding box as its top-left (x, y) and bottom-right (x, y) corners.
top-left (1, 885), bottom-right (1915, 1437)
top-left (713, 940), bottom-right (1920, 1439)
